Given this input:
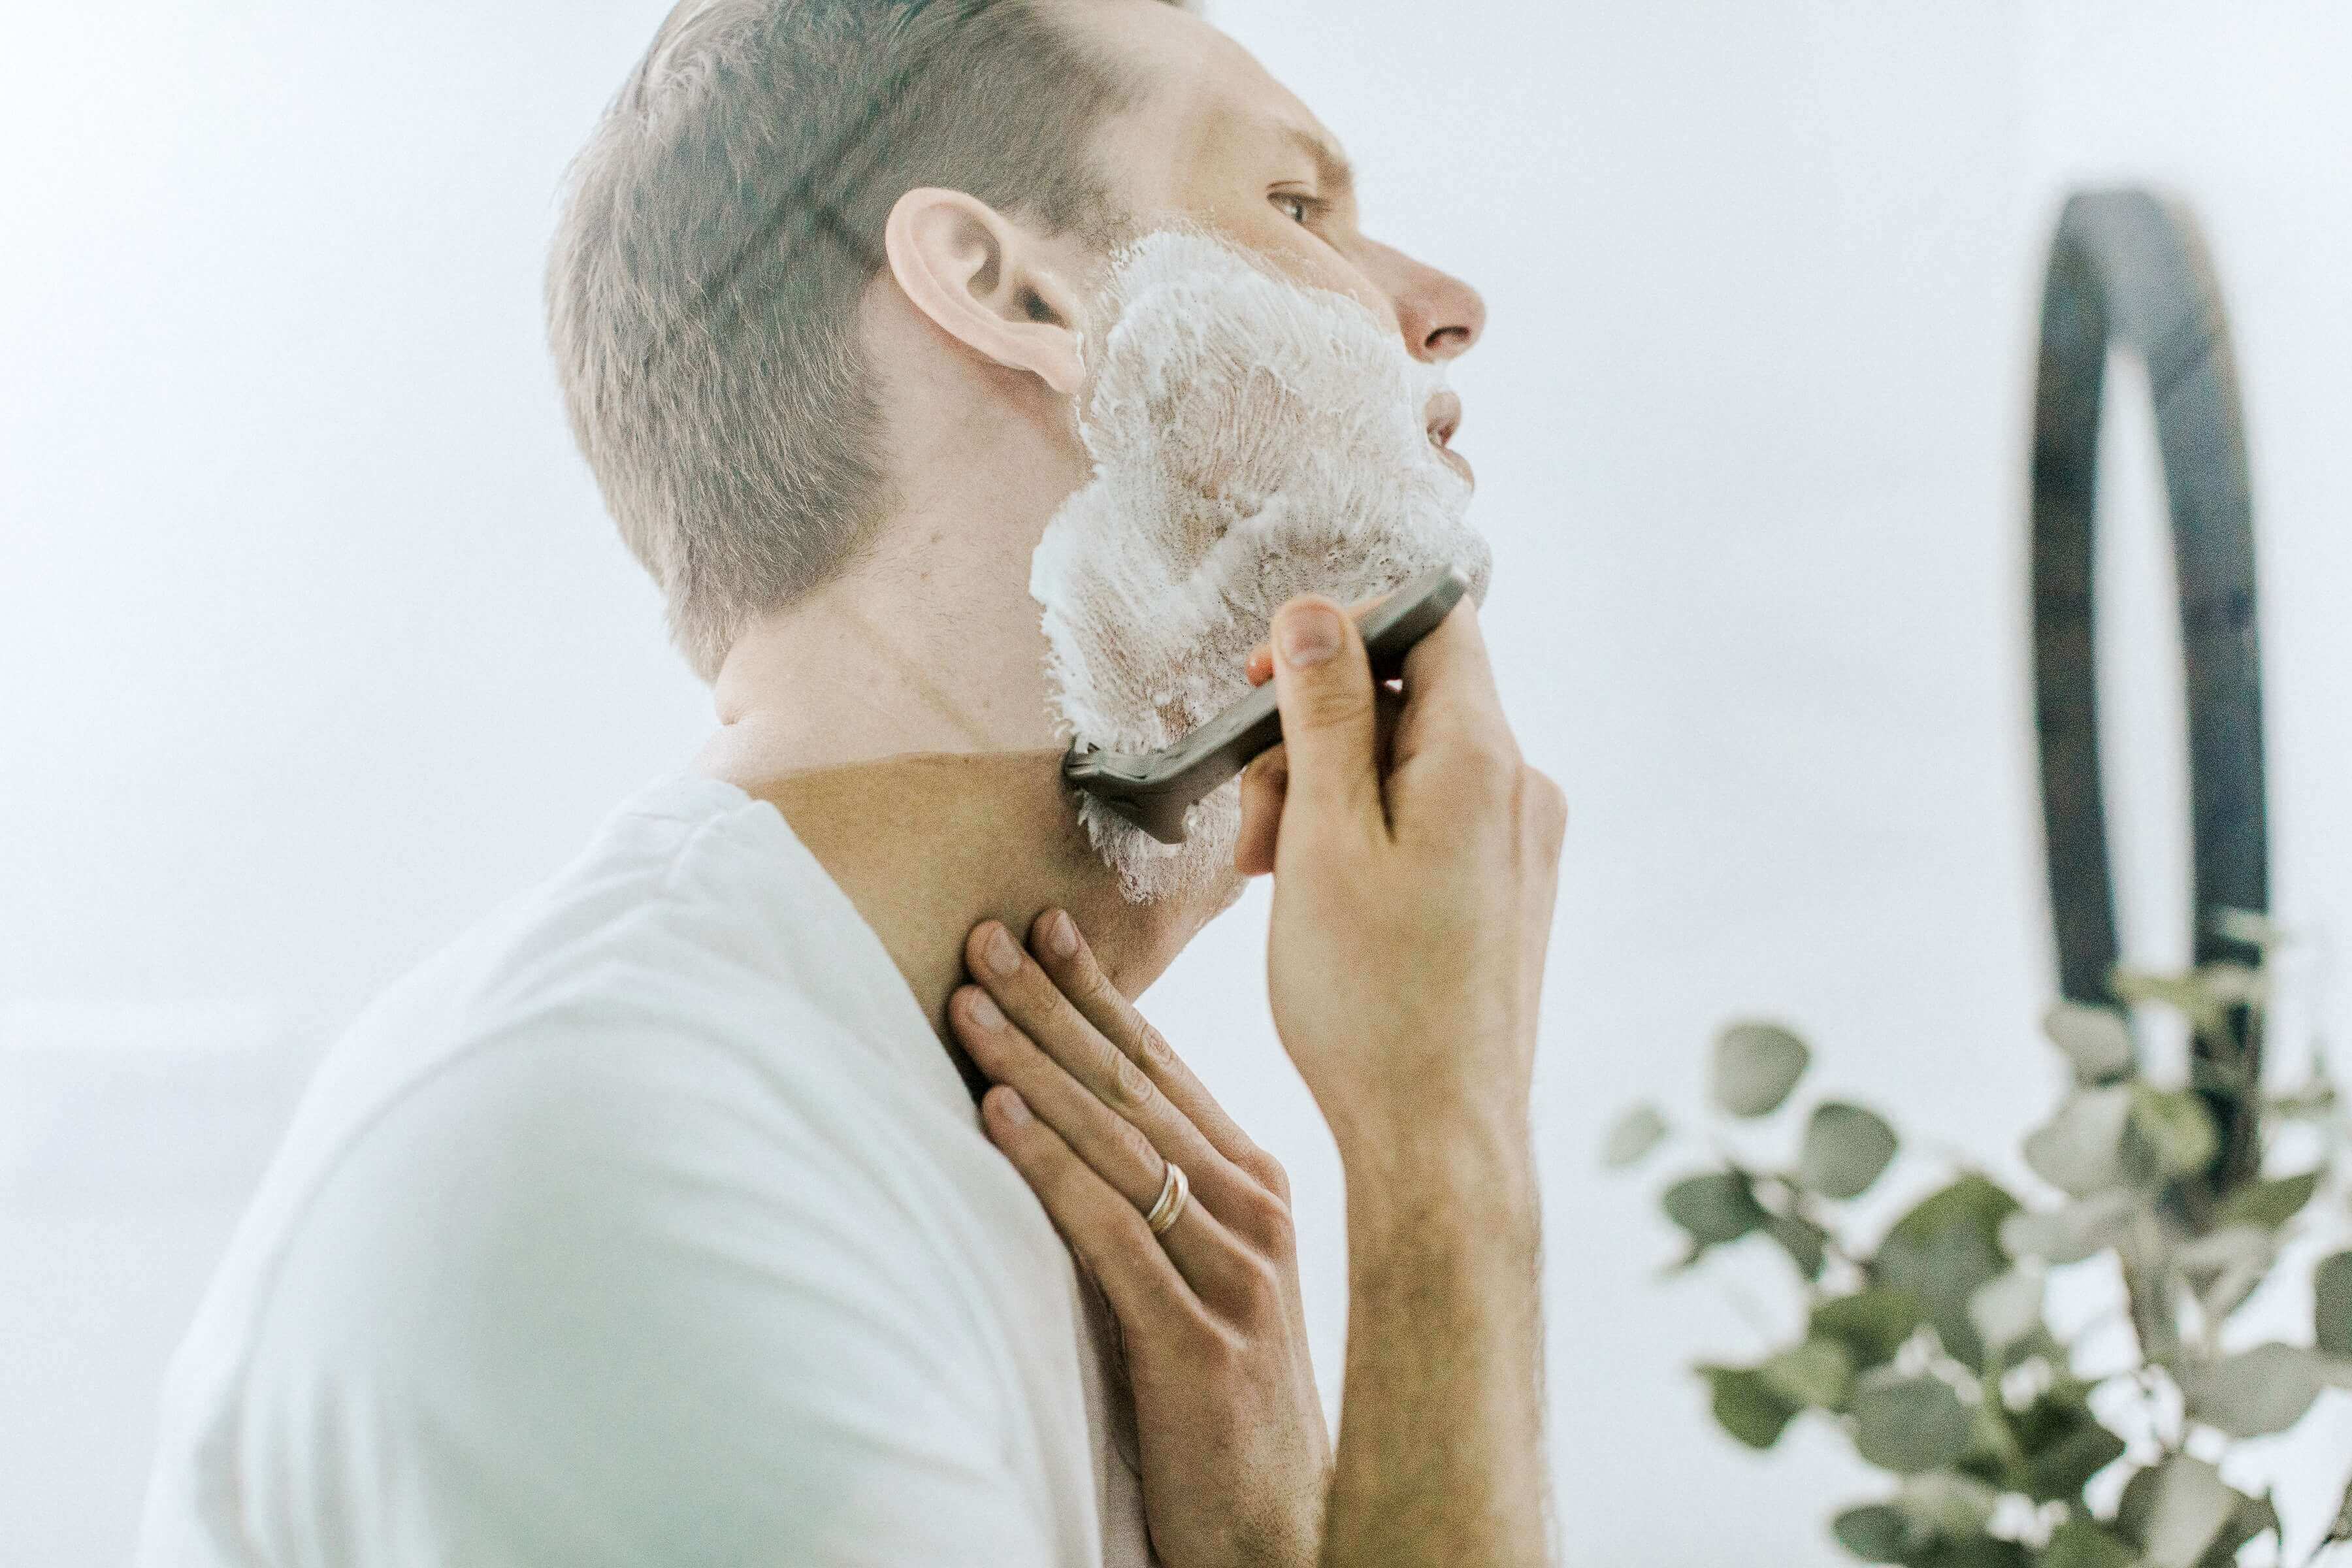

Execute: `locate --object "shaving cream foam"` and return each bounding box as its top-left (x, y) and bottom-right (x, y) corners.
top-left (1031, 230), bottom-right (1493, 901)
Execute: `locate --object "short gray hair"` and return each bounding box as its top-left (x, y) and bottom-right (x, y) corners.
top-left (549, 0), bottom-right (1166, 680)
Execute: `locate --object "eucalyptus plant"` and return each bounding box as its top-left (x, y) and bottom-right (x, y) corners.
top-left (1607, 916), bottom-right (2352, 1567)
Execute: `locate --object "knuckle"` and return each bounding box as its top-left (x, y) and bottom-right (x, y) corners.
top-left (1103, 1043), bottom-right (1154, 1113)
top-left (1226, 1250), bottom-right (1284, 1318)
top-left (1024, 1128), bottom-right (1077, 1182)
top-left (1288, 674), bottom-right (1371, 736)
top-left (1110, 1117), bottom-right (1158, 1178)
top-left (1467, 728), bottom-right (1524, 781)
top-left (1193, 1319), bottom-right (1249, 1377)
top-left (1075, 962), bottom-right (1125, 1020)
top-left (1262, 1158), bottom-right (1294, 1207)
top-left (1432, 727), bottom-right (1518, 800)
top-left (1237, 1145), bottom-right (1291, 1201)
top-left (1008, 963), bottom-right (1062, 1020)
top-left (1167, 1293), bottom-right (1224, 1352)
top-left (1013, 1132), bottom-right (1075, 1195)
top-left (1135, 1022), bottom-right (1179, 1077)
top-left (1521, 767), bottom-right (1569, 842)
top-left (1234, 1183), bottom-right (1297, 1254)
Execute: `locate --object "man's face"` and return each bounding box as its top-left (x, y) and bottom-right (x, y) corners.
top-left (1064, 0), bottom-right (1486, 482)
top-left (1001, 3), bottom-right (1494, 905)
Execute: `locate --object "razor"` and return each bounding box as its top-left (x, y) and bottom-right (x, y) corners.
top-left (1061, 564), bottom-right (1472, 845)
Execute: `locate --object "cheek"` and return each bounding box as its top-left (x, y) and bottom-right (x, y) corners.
top-left (1278, 234), bottom-right (1398, 335)
top-left (1219, 216), bottom-right (1396, 331)
top-left (1328, 265), bottom-right (1401, 337)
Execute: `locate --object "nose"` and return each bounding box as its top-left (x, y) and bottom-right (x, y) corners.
top-left (1358, 237), bottom-right (1486, 363)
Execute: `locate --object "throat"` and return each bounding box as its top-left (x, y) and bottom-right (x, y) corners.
top-left (713, 748), bottom-right (1230, 1061)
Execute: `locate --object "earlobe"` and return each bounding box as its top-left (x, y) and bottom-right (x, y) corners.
top-left (883, 188), bottom-right (1088, 396)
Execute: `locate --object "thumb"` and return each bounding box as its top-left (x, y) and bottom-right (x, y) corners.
top-left (1268, 596), bottom-right (1384, 846)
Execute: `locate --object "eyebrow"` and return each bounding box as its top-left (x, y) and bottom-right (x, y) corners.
top-left (1281, 125), bottom-right (1356, 204)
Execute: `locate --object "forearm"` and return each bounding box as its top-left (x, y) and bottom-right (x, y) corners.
top-left (1319, 1126), bottom-right (1550, 1568)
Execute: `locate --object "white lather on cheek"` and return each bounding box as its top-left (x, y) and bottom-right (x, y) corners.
top-left (1030, 231), bottom-right (1492, 903)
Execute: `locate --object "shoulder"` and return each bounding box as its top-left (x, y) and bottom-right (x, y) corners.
top-left (228, 1019), bottom-right (1051, 1562)
top-left (259, 1015), bottom-right (973, 1382)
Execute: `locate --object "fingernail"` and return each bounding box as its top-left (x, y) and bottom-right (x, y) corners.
top-left (966, 990), bottom-right (1005, 1032)
top-left (1277, 603), bottom-right (1341, 667)
top-left (995, 1086), bottom-right (1032, 1126)
top-left (1045, 909), bottom-right (1079, 961)
top-left (985, 924), bottom-right (1022, 978)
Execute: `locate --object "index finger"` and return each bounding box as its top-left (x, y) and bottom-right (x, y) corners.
top-left (1028, 911), bottom-right (1267, 1175)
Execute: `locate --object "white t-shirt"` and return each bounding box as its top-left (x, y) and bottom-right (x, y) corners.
top-left (137, 771), bottom-right (1155, 1568)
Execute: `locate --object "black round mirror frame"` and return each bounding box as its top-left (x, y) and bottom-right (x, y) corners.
top-left (2029, 188), bottom-right (2270, 1195)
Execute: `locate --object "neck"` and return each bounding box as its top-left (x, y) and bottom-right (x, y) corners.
top-left (703, 745), bottom-right (1235, 1064)
top-left (708, 566), bottom-right (1062, 770)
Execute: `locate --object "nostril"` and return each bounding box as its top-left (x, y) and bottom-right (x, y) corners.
top-left (1425, 324), bottom-right (1474, 358)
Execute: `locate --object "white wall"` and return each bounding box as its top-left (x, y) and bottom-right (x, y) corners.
top-left (3, 7), bottom-right (712, 1560)
top-left (4, 3), bottom-right (2346, 1563)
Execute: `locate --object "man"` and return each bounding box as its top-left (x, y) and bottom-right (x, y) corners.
top-left (137, 1), bottom-right (1565, 1565)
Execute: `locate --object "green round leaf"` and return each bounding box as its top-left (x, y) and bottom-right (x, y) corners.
top-left (1701, 1365), bottom-right (1799, 1450)
top-left (2022, 1088), bottom-right (2132, 1198)
top-left (1799, 1102), bottom-right (1901, 1200)
top-left (1811, 1288), bottom-right (1925, 1371)
top-left (2126, 1085), bottom-right (2219, 1179)
top-left (2112, 965), bottom-right (2264, 1040)
top-left (2318, 1251), bottom-right (2352, 1358)
top-left (1965, 1269), bottom-right (2044, 1353)
top-left (2214, 1170), bottom-right (2321, 1231)
top-left (1768, 1211), bottom-right (1831, 1280)
top-left (1877, 1220), bottom-right (2005, 1373)
top-left (2012, 1388), bottom-right (2127, 1504)
top-left (1663, 1170), bottom-right (1767, 1248)
top-left (1897, 1473), bottom-right (1998, 1539)
top-left (1760, 1337), bottom-right (1854, 1410)
top-left (1832, 1504), bottom-right (1919, 1563)
top-left (1601, 1103), bottom-right (1669, 1169)
top-left (1880, 1181), bottom-right (2017, 1375)
top-left (2181, 1343), bottom-right (2328, 1438)
top-left (1998, 1190), bottom-right (2138, 1266)
top-left (2041, 1519), bottom-right (2138, 1568)
top-left (2042, 1000), bottom-right (2135, 1081)
top-left (2176, 1225), bottom-right (2272, 1276)
top-left (1883, 1174), bottom-right (2021, 1257)
top-left (2125, 1456), bottom-right (2238, 1568)
top-left (1711, 1021), bottom-right (1810, 1117)
top-left (2175, 1226), bottom-right (2273, 1328)
top-left (1851, 1375), bottom-right (1974, 1475)
top-left (1927, 1540), bottom-right (2030, 1568)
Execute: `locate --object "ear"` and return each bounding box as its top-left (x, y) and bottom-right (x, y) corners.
top-left (883, 188), bottom-right (1089, 397)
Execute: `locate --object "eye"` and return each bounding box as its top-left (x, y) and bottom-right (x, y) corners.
top-left (1272, 191), bottom-right (1316, 225)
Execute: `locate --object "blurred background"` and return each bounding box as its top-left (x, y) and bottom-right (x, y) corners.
top-left (4, 1), bottom-right (2348, 1561)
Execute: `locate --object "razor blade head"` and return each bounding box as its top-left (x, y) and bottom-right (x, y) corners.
top-left (1097, 791), bottom-right (1194, 846)
top-left (1060, 563), bottom-right (1471, 850)
top-left (1064, 744), bottom-right (1199, 845)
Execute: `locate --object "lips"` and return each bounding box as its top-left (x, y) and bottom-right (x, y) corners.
top-left (1424, 389), bottom-right (1462, 446)
top-left (1424, 389), bottom-right (1473, 483)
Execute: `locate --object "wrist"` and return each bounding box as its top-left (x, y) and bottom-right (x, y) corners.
top-left (1331, 1100), bottom-right (1540, 1246)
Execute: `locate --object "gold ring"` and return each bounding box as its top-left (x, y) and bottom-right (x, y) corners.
top-left (1143, 1160), bottom-right (1190, 1237)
